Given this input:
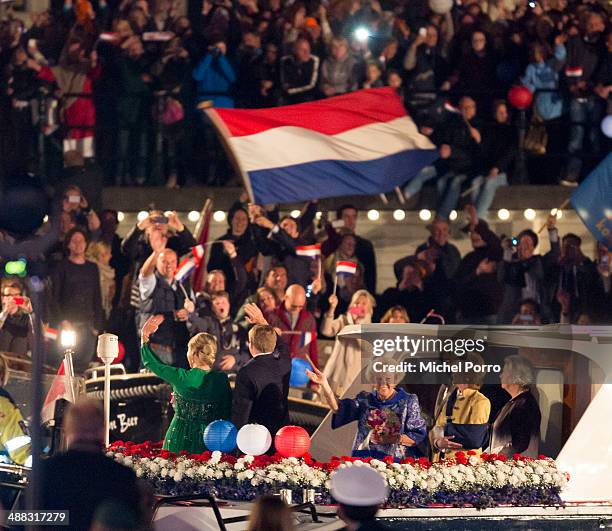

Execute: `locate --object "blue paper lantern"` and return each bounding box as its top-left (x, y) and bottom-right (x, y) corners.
top-left (601, 115), bottom-right (612, 139)
top-left (204, 420), bottom-right (237, 452)
top-left (290, 358), bottom-right (312, 387)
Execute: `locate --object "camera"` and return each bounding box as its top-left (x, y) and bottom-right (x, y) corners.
top-left (151, 216), bottom-right (169, 225)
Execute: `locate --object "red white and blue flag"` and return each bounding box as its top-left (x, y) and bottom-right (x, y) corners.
top-left (207, 88), bottom-right (437, 204)
top-left (174, 258), bottom-right (196, 282)
top-left (336, 260), bottom-right (357, 276)
top-left (295, 244), bottom-right (321, 258)
top-left (300, 331), bottom-right (316, 348)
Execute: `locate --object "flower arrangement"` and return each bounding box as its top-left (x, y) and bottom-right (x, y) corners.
top-left (107, 441), bottom-right (569, 509)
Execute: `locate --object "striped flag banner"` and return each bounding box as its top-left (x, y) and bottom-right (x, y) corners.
top-left (300, 331), bottom-right (316, 348)
top-left (174, 258), bottom-right (197, 282)
top-left (43, 326), bottom-right (59, 342)
top-left (206, 87), bottom-right (438, 204)
top-left (444, 100), bottom-right (460, 114)
top-left (192, 244), bottom-right (206, 263)
top-left (336, 260), bottom-right (357, 276)
top-left (295, 244), bottom-right (321, 258)
top-left (565, 67), bottom-right (583, 78)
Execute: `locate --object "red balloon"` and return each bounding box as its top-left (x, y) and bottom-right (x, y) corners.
top-left (275, 426), bottom-right (311, 458)
top-left (508, 85), bottom-right (533, 110)
top-left (113, 340), bottom-right (125, 364)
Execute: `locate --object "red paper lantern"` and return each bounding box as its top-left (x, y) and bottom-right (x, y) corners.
top-left (275, 426), bottom-right (311, 458)
top-left (113, 340), bottom-right (125, 364)
top-left (507, 85), bottom-right (533, 110)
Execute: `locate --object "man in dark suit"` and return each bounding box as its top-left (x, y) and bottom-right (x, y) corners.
top-left (231, 304), bottom-right (291, 437)
top-left (38, 399), bottom-right (145, 530)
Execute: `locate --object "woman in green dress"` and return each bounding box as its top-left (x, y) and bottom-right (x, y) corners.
top-left (141, 315), bottom-right (232, 454)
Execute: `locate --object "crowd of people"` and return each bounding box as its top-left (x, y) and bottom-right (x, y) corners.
top-left (1, 186), bottom-right (611, 376)
top-left (0, 0), bottom-right (610, 187)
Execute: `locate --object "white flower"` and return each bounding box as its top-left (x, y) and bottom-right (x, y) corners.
top-left (468, 456), bottom-right (479, 466)
top-left (531, 475), bottom-right (540, 485)
top-left (210, 451), bottom-right (222, 464)
top-left (160, 468), bottom-right (168, 478)
top-left (214, 470), bottom-right (223, 479)
top-left (149, 463), bottom-right (160, 474)
top-left (135, 468), bottom-right (143, 478)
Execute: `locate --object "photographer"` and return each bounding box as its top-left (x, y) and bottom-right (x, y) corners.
top-left (60, 184), bottom-right (101, 235)
top-left (193, 40), bottom-right (236, 108)
top-left (0, 280), bottom-right (33, 356)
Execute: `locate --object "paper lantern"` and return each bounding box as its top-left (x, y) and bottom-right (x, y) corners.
top-left (601, 115), bottom-right (612, 138)
top-left (204, 420), bottom-right (237, 452)
top-left (236, 424), bottom-right (272, 456)
top-left (112, 340), bottom-right (125, 364)
top-left (289, 358), bottom-right (312, 387)
top-left (275, 425), bottom-right (311, 458)
top-left (508, 85), bottom-right (533, 110)
top-left (429, 0), bottom-right (452, 14)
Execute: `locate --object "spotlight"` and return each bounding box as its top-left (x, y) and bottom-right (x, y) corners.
top-left (164, 210), bottom-right (173, 217)
top-left (524, 208), bottom-right (536, 221)
top-left (315, 211), bottom-right (322, 220)
top-left (117, 211), bottom-right (125, 222)
top-left (213, 210), bottom-right (226, 223)
top-left (137, 211), bottom-right (148, 222)
top-left (393, 209), bottom-right (406, 221)
top-left (354, 27), bottom-right (370, 42)
top-left (367, 209), bottom-right (380, 221)
top-left (419, 209), bottom-right (432, 221)
top-left (188, 210), bottom-right (200, 222)
top-left (550, 208), bottom-right (562, 220)
top-left (497, 209), bottom-right (510, 221)
top-left (60, 329), bottom-right (77, 349)
top-left (290, 210), bottom-right (301, 219)
top-left (449, 210), bottom-right (458, 221)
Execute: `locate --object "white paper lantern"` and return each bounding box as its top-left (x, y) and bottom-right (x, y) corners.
top-left (429, 0), bottom-right (452, 14)
top-left (236, 424), bottom-right (272, 456)
top-left (601, 115), bottom-right (612, 139)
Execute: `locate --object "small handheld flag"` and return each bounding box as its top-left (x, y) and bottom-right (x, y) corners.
top-left (336, 261), bottom-right (358, 276)
top-left (300, 331), bottom-right (316, 347)
top-left (43, 326), bottom-right (59, 342)
top-left (295, 244), bottom-right (321, 258)
top-left (333, 260), bottom-right (357, 294)
top-left (174, 258), bottom-right (196, 282)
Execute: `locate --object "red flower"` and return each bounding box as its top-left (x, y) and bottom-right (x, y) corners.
top-left (466, 450), bottom-right (476, 456)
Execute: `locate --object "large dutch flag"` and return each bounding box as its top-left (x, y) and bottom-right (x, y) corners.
top-left (206, 88), bottom-right (438, 204)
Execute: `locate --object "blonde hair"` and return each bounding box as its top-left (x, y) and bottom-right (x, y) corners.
top-left (380, 305), bottom-right (410, 323)
top-left (86, 240), bottom-right (111, 263)
top-left (249, 325), bottom-right (277, 354)
top-left (248, 495), bottom-right (294, 531)
top-left (349, 289), bottom-right (376, 314)
top-left (188, 333), bottom-right (217, 367)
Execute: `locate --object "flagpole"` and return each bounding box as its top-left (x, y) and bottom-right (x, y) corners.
top-left (178, 282), bottom-right (191, 301)
top-left (537, 198), bottom-right (570, 234)
top-left (333, 264), bottom-right (338, 296)
top-left (205, 108), bottom-right (255, 203)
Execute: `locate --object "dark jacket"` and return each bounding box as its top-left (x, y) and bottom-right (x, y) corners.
top-left (497, 232), bottom-right (560, 324)
top-left (564, 34), bottom-right (606, 94)
top-left (50, 259), bottom-right (104, 330)
top-left (431, 114), bottom-right (482, 176)
top-left (490, 390), bottom-right (541, 458)
top-left (280, 54), bottom-right (320, 104)
top-left (39, 447), bottom-right (141, 531)
top-left (252, 225), bottom-right (314, 288)
top-left (0, 312), bottom-right (31, 355)
top-left (480, 122), bottom-right (516, 176)
top-left (188, 313), bottom-right (250, 370)
top-left (137, 272), bottom-right (188, 350)
top-left (206, 230), bottom-right (255, 306)
top-left (231, 339), bottom-right (291, 435)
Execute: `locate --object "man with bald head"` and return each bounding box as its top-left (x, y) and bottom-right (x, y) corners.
top-left (137, 242), bottom-right (191, 367)
top-left (38, 399), bottom-right (143, 530)
top-left (267, 284), bottom-right (319, 368)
